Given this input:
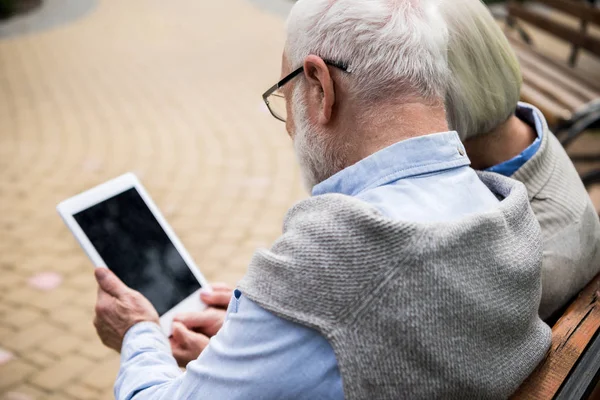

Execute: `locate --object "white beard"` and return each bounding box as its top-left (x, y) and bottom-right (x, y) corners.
top-left (291, 87), bottom-right (345, 192)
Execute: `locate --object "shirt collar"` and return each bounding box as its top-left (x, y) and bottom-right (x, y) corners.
top-left (312, 131), bottom-right (470, 197)
top-left (516, 102), bottom-right (544, 140)
top-left (484, 102), bottom-right (545, 177)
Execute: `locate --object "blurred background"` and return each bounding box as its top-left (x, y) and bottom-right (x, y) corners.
top-left (0, 0), bottom-right (599, 399)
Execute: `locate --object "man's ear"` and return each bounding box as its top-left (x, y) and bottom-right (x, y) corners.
top-left (303, 55), bottom-right (335, 125)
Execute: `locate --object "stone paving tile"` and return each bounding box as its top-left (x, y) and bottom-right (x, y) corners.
top-left (63, 274), bottom-right (97, 293)
top-left (2, 322), bottom-right (63, 354)
top-left (1, 308), bottom-right (44, 330)
top-left (63, 384), bottom-right (100, 400)
top-left (78, 357), bottom-right (120, 392)
top-left (0, 303), bottom-right (13, 316)
top-left (75, 341), bottom-right (114, 362)
top-left (68, 289), bottom-right (97, 312)
top-left (37, 334), bottom-right (86, 358)
top-left (0, 327), bottom-right (14, 343)
top-left (44, 394), bottom-right (77, 400)
top-left (29, 355), bottom-right (95, 392)
top-left (0, 360), bottom-right (37, 392)
top-left (3, 287), bottom-right (80, 314)
top-left (0, 272), bottom-right (25, 291)
top-left (47, 308), bottom-right (92, 332)
top-left (22, 351), bottom-right (57, 369)
top-left (3, 383), bottom-right (47, 399)
top-left (68, 321), bottom-right (101, 342)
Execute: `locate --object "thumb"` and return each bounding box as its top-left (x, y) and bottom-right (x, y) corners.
top-left (174, 310), bottom-right (220, 329)
top-left (95, 268), bottom-right (129, 298)
top-left (200, 289), bottom-right (233, 307)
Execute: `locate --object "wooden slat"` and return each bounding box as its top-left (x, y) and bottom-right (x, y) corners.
top-left (554, 327), bottom-right (600, 399)
top-left (535, 0), bottom-right (600, 25)
top-left (520, 82), bottom-right (572, 126)
top-left (515, 46), bottom-right (600, 102)
top-left (521, 63), bottom-right (588, 110)
top-left (508, 2), bottom-right (600, 57)
top-left (507, 32), bottom-right (600, 92)
top-left (510, 273), bottom-right (600, 399)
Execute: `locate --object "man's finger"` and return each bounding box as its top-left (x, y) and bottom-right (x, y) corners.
top-left (95, 268), bottom-right (129, 298)
top-left (210, 283), bottom-right (233, 292)
top-left (173, 310), bottom-right (219, 329)
top-left (200, 289), bottom-right (232, 307)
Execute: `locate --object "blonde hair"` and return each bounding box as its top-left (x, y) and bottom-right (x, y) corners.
top-left (441, 0), bottom-right (522, 140)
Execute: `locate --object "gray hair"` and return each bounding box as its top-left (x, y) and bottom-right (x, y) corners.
top-left (441, 0), bottom-right (522, 140)
top-left (285, 0), bottom-right (451, 103)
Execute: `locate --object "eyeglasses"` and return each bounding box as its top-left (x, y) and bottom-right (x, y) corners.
top-left (262, 60), bottom-right (350, 123)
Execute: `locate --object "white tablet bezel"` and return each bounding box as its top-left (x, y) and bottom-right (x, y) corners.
top-left (57, 172), bottom-right (209, 336)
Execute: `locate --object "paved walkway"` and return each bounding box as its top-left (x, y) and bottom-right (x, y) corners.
top-left (1, 1), bottom-right (600, 399)
top-left (0, 1), bottom-right (302, 399)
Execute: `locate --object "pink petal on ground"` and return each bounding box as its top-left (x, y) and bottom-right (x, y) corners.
top-left (0, 348), bottom-right (14, 365)
top-left (28, 272), bottom-right (63, 291)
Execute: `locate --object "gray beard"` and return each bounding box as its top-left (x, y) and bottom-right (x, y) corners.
top-left (291, 88), bottom-right (345, 192)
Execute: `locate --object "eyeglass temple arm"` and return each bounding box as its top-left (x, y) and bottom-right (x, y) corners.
top-left (262, 60), bottom-right (350, 100)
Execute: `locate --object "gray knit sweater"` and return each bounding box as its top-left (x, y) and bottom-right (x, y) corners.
top-left (239, 172), bottom-right (551, 399)
top-left (512, 105), bottom-right (600, 320)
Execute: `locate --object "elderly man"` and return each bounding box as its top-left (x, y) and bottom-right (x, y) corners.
top-left (94, 0), bottom-right (550, 398)
top-left (181, 0), bottom-right (600, 339)
top-left (441, 0), bottom-right (600, 321)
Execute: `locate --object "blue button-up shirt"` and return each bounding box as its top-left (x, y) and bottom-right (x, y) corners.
top-left (115, 131), bottom-right (500, 400)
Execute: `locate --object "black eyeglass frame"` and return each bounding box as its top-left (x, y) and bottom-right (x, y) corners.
top-left (262, 59), bottom-right (350, 122)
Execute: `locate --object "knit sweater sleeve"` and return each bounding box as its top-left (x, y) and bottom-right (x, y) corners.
top-left (238, 193), bottom-right (419, 331)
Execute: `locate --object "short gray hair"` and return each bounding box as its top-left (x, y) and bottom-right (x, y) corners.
top-left (441, 0), bottom-right (522, 140)
top-left (285, 0), bottom-right (450, 103)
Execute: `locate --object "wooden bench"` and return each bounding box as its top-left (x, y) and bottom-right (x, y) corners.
top-left (582, 169), bottom-right (600, 186)
top-left (511, 273), bottom-right (600, 399)
top-left (504, 0), bottom-right (600, 148)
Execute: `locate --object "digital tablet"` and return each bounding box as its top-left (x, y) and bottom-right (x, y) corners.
top-left (57, 172), bottom-right (210, 335)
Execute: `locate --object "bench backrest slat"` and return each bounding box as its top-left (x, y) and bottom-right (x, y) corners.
top-left (510, 273), bottom-right (600, 399)
top-left (534, 0), bottom-right (600, 25)
top-left (507, 1), bottom-right (600, 58)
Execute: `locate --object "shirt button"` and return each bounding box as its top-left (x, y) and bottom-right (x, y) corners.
top-left (458, 147), bottom-right (465, 156)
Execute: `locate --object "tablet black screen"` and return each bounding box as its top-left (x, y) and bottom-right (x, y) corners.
top-left (74, 188), bottom-right (201, 315)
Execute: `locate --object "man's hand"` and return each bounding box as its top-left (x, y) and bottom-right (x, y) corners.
top-left (173, 307), bottom-right (227, 338)
top-left (169, 308), bottom-right (226, 366)
top-left (175, 283), bottom-right (233, 337)
top-left (169, 283), bottom-right (234, 366)
top-left (169, 322), bottom-right (210, 367)
top-left (93, 268), bottom-right (160, 352)
top-left (199, 283), bottom-right (234, 310)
